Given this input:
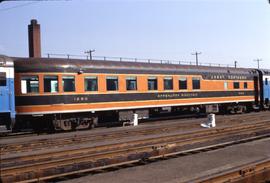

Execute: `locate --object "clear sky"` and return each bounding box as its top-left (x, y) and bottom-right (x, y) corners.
top-left (0, 0), bottom-right (269, 69)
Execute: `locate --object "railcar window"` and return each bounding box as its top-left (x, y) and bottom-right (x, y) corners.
top-left (179, 77), bottom-right (187, 90)
top-left (244, 82), bottom-right (248, 89)
top-left (164, 77), bottom-right (173, 90)
top-left (85, 76), bottom-right (98, 91)
top-left (192, 77), bottom-right (201, 90)
top-left (21, 76), bottom-right (39, 94)
top-left (63, 76), bottom-right (75, 92)
top-left (266, 78), bottom-right (269, 85)
top-left (0, 72), bottom-right (6, 86)
top-left (44, 76), bottom-right (58, 93)
top-left (148, 76), bottom-right (157, 90)
top-left (233, 82), bottom-right (240, 89)
top-left (126, 76), bottom-right (137, 91)
top-left (106, 76), bottom-right (118, 91)
top-left (224, 82), bottom-right (228, 90)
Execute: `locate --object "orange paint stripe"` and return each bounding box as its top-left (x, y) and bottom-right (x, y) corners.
top-left (16, 96), bottom-right (254, 114)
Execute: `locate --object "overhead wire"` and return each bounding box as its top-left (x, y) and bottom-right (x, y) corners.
top-left (0, 1), bottom-right (39, 12)
top-left (0, 0), bottom-right (70, 12)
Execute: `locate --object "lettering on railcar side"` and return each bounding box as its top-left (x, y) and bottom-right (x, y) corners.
top-left (73, 96), bottom-right (89, 102)
top-left (238, 92), bottom-right (245, 95)
top-left (206, 74), bottom-right (248, 80)
top-left (157, 93), bottom-right (198, 99)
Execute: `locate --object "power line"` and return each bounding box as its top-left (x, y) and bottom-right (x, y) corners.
top-left (0, 0), bottom-right (69, 2)
top-left (0, 2), bottom-right (38, 11)
top-left (0, 0), bottom-right (70, 12)
top-left (191, 51), bottom-right (202, 66)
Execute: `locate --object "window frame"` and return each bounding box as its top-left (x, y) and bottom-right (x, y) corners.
top-left (192, 77), bottom-right (201, 90)
top-left (163, 76), bottom-right (173, 90)
top-left (224, 81), bottom-right (228, 90)
top-left (148, 76), bottom-right (158, 91)
top-left (84, 76), bottom-right (98, 92)
top-left (20, 75), bottom-right (39, 94)
top-left (106, 76), bottom-right (119, 91)
top-left (244, 82), bottom-right (248, 89)
top-left (62, 75), bottom-right (76, 92)
top-left (126, 76), bottom-right (137, 91)
top-left (0, 72), bottom-right (6, 87)
top-left (43, 75), bottom-right (59, 93)
top-left (179, 77), bottom-right (187, 90)
top-left (233, 82), bottom-right (240, 89)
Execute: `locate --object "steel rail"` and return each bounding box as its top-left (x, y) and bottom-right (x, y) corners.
top-left (190, 157), bottom-right (270, 183)
top-left (1, 120), bottom-right (270, 182)
top-left (2, 112), bottom-right (269, 154)
top-left (2, 130), bottom-right (270, 183)
top-left (2, 119), bottom-right (270, 166)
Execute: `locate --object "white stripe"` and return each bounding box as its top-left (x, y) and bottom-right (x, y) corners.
top-left (0, 67), bottom-right (14, 79)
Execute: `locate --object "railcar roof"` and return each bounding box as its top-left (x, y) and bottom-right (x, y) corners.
top-left (0, 55), bottom-right (14, 67)
top-left (261, 69), bottom-right (270, 75)
top-left (13, 57), bottom-right (254, 75)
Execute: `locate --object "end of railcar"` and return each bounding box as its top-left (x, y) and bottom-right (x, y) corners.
top-left (0, 55), bottom-right (16, 132)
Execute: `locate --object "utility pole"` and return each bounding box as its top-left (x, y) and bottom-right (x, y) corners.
top-left (254, 59), bottom-right (262, 69)
top-left (85, 49), bottom-right (95, 60)
top-left (234, 61), bottom-right (237, 68)
top-left (191, 51), bottom-right (202, 66)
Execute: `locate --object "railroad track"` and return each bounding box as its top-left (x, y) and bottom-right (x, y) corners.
top-left (1, 111), bottom-right (266, 141)
top-left (1, 119), bottom-right (270, 183)
top-left (0, 112), bottom-right (205, 139)
top-left (192, 157), bottom-right (270, 183)
top-left (1, 111), bottom-right (269, 154)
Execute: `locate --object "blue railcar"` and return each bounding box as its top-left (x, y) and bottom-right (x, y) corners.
top-left (0, 55), bottom-right (15, 131)
top-left (262, 70), bottom-right (270, 105)
top-left (257, 69), bottom-right (270, 109)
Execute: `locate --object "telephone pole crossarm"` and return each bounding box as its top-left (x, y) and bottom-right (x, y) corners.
top-left (191, 51), bottom-right (202, 66)
top-left (253, 59), bottom-right (262, 69)
top-left (234, 61), bottom-right (238, 68)
top-left (85, 49), bottom-right (95, 60)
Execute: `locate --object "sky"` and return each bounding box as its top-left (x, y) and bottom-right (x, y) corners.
top-left (0, 0), bottom-right (269, 69)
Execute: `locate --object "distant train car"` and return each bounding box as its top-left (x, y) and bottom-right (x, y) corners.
top-left (0, 55), bottom-right (15, 131)
top-left (12, 57), bottom-right (257, 131)
top-left (257, 69), bottom-right (270, 108)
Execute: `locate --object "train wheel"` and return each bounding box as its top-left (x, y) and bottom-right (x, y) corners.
top-left (75, 117), bottom-right (98, 130)
top-left (89, 121), bottom-right (96, 129)
top-left (85, 117), bottom-right (98, 129)
top-left (60, 120), bottom-right (72, 131)
top-left (76, 122), bottom-right (90, 130)
top-left (90, 117), bottom-right (98, 129)
top-left (234, 106), bottom-right (242, 114)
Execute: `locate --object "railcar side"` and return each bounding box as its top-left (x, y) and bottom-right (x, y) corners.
top-left (13, 57), bottom-right (257, 131)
